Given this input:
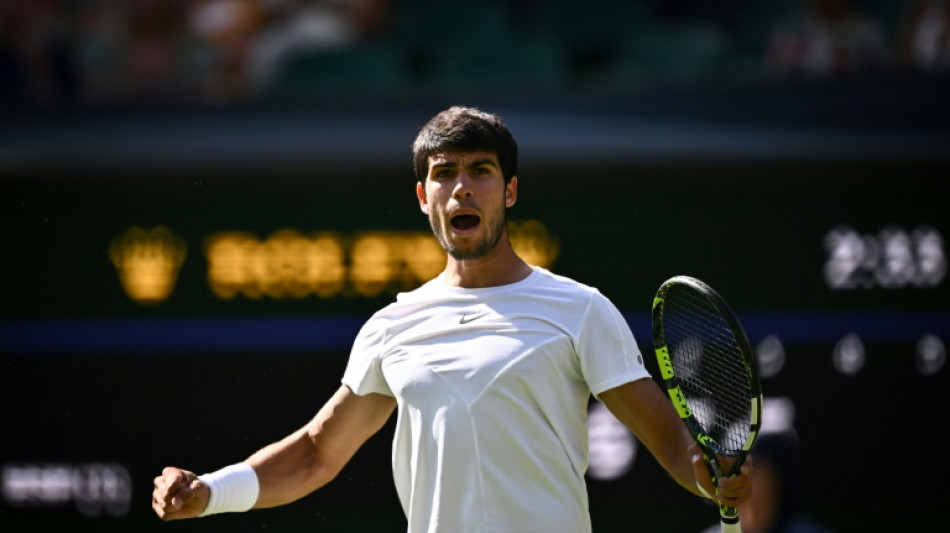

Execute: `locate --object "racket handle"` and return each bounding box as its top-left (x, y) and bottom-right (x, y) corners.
top-left (719, 503), bottom-right (741, 533)
top-left (720, 519), bottom-right (742, 533)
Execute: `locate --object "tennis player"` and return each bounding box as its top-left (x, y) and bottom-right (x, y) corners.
top-left (152, 105), bottom-right (752, 532)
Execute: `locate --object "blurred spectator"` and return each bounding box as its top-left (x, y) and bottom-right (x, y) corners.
top-left (72, 1), bottom-right (125, 105)
top-left (186, 0), bottom-right (264, 102)
top-left (3, 0), bottom-right (395, 107)
top-left (74, 0), bottom-right (198, 106)
top-left (124, 0), bottom-right (192, 103)
top-left (766, 0), bottom-right (890, 81)
top-left (243, 0), bottom-right (391, 96)
top-left (4, 0), bottom-right (78, 107)
top-left (896, 0), bottom-right (950, 73)
top-left (699, 430), bottom-right (834, 533)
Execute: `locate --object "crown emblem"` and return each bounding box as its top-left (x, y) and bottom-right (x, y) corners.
top-left (109, 226), bottom-right (187, 305)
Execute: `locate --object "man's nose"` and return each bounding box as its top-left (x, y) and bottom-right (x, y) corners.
top-left (453, 173), bottom-right (474, 199)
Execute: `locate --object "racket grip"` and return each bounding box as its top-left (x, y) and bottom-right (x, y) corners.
top-left (719, 503), bottom-right (740, 533)
top-left (720, 520), bottom-right (742, 533)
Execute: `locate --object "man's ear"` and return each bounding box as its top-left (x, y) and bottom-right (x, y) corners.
top-left (416, 181), bottom-right (429, 214)
top-left (505, 176), bottom-right (518, 208)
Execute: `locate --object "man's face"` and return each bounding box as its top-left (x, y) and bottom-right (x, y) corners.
top-left (416, 151), bottom-right (517, 260)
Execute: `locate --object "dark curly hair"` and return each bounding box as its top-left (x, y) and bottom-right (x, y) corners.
top-left (411, 106), bottom-right (518, 184)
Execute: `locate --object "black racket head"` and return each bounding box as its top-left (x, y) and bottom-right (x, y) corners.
top-left (652, 275), bottom-right (763, 460)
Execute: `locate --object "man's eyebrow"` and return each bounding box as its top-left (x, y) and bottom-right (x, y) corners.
top-left (467, 158), bottom-right (498, 168)
top-left (430, 158), bottom-right (498, 170)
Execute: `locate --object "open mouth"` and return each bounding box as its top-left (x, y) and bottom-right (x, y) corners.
top-left (451, 214), bottom-right (481, 230)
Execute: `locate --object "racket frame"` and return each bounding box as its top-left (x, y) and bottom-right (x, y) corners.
top-left (651, 275), bottom-right (764, 524)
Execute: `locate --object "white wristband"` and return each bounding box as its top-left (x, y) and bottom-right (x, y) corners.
top-left (198, 462), bottom-right (260, 517)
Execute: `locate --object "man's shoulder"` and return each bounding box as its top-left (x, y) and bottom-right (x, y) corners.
top-left (532, 267), bottom-right (600, 294)
top-left (533, 269), bottom-right (623, 315)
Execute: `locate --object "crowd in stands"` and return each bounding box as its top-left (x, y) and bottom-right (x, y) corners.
top-left (1, 0), bottom-right (947, 109)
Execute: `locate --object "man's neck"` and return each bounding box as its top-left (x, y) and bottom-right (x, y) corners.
top-left (442, 245), bottom-right (533, 289)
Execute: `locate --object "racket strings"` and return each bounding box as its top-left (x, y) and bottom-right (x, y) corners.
top-left (663, 287), bottom-right (752, 453)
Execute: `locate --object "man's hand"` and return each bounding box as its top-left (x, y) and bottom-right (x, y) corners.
top-left (152, 466), bottom-right (209, 521)
top-left (689, 443), bottom-right (753, 508)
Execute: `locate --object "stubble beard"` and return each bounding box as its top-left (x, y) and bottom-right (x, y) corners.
top-left (431, 209), bottom-right (507, 260)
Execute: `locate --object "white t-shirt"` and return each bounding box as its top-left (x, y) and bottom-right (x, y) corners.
top-left (342, 267), bottom-right (650, 533)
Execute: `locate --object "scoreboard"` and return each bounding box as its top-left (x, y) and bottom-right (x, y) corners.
top-left (1, 156), bottom-right (948, 532)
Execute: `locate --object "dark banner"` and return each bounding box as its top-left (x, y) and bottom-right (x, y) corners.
top-left (3, 161), bottom-right (948, 319)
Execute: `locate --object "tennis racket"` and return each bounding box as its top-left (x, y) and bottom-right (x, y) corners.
top-left (651, 275), bottom-right (763, 533)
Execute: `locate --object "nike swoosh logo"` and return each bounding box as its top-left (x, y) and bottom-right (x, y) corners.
top-left (459, 312), bottom-right (489, 324)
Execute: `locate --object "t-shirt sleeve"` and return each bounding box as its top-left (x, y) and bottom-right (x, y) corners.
top-left (341, 316), bottom-right (393, 397)
top-left (577, 291), bottom-right (651, 397)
